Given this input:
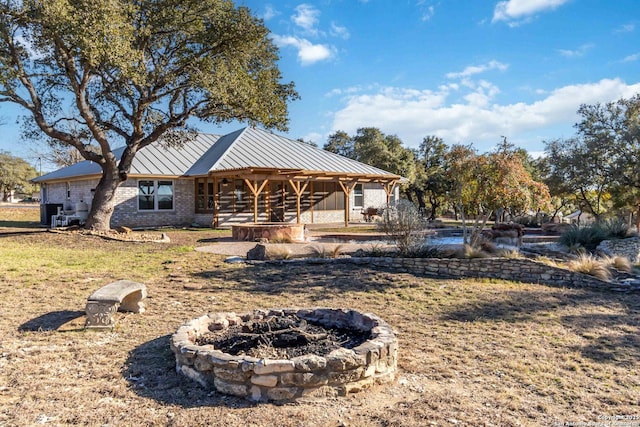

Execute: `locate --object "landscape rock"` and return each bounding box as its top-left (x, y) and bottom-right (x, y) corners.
top-left (247, 243), bottom-right (268, 261)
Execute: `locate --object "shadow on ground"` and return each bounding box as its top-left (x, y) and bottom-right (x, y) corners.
top-left (194, 262), bottom-right (403, 299)
top-left (441, 288), bottom-right (640, 366)
top-left (123, 335), bottom-right (257, 408)
top-left (18, 310), bottom-right (85, 331)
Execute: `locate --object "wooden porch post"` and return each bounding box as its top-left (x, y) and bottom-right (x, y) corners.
top-left (212, 176), bottom-right (219, 228)
top-left (338, 180), bottom-right (357, 228)
top-left (288, 179), bottom-right (309, 224)
top-left (244, 179), bottom-right (269, 223)
top-left (383, 180), bottom-right (398, 205)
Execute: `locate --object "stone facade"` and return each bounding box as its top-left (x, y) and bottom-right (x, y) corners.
top-left (171, 308), bottom-right (398, 402)
top-left (597, 237), bottom-right (640, 263)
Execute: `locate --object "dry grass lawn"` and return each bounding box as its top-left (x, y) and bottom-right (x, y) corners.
top-left (0, 206), bottom-right (638, 426)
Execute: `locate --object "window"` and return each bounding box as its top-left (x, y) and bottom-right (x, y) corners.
top-left (138, 180), bottom-right (173, 210)
top-left (353, 184), bottom-right (364, 208)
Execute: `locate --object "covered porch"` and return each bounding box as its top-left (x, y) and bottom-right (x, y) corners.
top-left (193, 167), bottom-right (400, 229)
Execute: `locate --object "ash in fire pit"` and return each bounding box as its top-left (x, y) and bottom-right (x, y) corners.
top-left (171, 308), bottom-right (398, 402)
top-left (198, 313), bottom-right (371, 359)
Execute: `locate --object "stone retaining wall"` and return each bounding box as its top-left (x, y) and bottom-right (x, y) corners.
top-left (171, 308), bottom-right (398, 402)
top-left (597, 237), bottom-right (640, 263)
top-left (264, 256), bottom-right (616, 291)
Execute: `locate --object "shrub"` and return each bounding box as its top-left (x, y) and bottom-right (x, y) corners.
top-left (601, 255), bottom-right (632, 273)
top-left (600, 218), bottom-right (631, 239)
top-left (456, 244), bottom-right (490, 259)
top-left (499, 248), bottom-right (523, 259)
top-left (401, 244), bottom-right (444, 258)
top-left (559, 224), bottom-right (608, 251)
top-left (566, 255), bottom-right (612, 281)
top-left (379, 200), bottom-right (427, 256)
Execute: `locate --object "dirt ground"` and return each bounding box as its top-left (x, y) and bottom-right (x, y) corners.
top-left (0, 207), bottom-right (639, 426)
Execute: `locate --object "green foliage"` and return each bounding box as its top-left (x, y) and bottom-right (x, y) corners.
top-left (559, 219), bottom-right (630, 252)
top-left (0, 0), bottom-right (297, 230)
top-left (324, 127), bottom-right (417, 181)
top-left (600, 218), bottom-right (632, 239)
top-left (559, 225), bottom-right (608, 251)
top-left (0, 151), bottom-right (38, 200)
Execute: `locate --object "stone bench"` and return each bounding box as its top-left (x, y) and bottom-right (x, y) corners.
top-left (85, 280), bottom-right (147, 329)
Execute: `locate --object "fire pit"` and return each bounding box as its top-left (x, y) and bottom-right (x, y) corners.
top-left (170, 308), bottom-right (398, 402)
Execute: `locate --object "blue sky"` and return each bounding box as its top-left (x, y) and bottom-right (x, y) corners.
top-left (2, 0), bottom-right (640, 166)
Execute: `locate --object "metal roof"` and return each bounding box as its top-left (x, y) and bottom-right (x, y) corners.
top-left (33, 134), bottom-right (221, 182)
top-left (34, 127), bottom-right (399, 182)
top-left (185, 127), bottom-right (398, 177)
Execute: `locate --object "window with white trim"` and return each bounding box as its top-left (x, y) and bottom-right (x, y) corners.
top-left (353, 183), bottom-right (364, 208)
top-left (138, 180), bottom-right (173, 211)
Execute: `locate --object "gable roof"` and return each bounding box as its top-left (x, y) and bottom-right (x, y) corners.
top-left (185, 127), bottom-right (397, 177)
top-left (33, 127), bottom-right (400, 183)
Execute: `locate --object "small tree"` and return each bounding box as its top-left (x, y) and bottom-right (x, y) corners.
top-left (0, 151), bottom-right (38, 201)
top-left (379, 200), bottom-right (425, 255)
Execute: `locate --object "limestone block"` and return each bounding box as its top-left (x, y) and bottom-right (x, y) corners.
top-left (254, 359), bottom-right (295, 374)
top-left (328, 368), bottom-right (365, 385)
top-left (281, 372), bottom-right (328, 387)
top-left (251, 375), bottom-right (278, 387)
top-left (214, 367), bottom-right (251, 382)
top-left (291, 354), bottom-right (327, 372)
top-left (326, 348), bottom-right (365, 370)
top-left (180, 365), bottom-right (208, 388)
top-left (214, 378), bottom-right (248, 397)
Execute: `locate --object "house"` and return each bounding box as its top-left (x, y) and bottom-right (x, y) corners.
top-left (564, 210), bottom-right (596, 226)
top-left (33, 127), bottom-right (402, 229)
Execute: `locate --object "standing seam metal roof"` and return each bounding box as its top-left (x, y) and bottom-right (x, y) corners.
top-left (33, 127), bottom-right (399, 182)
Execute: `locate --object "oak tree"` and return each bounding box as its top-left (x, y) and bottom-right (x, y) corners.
top-left (0, 0), bottom-right (297, 230)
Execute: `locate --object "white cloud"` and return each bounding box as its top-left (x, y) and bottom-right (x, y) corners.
top-left (329, 78), bottom-right (640, 152)
top-left (262, 5), bottom-right (279, 21)
top-left (292, 4), bottom-right (320, 35)
top-left (614, 23), bottom-right (635, 34)
top-left (272, 35), bottom-right (334, 65)
top-left (302, 132), bottom-right (323, 144)
top-left (421, 5), bottom-right (435, 21)
top-left (446, 60), bottom-right (509, 79)
top-left (623, 53), bottom-right (640, 62)
top-left (558, 43), bottom-right (594, 58)
top-left (330, 22), bottom-right (350, 39)
top-left (493, 0), bottom-right (571, 24)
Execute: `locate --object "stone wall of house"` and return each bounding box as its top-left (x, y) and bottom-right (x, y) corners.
top-left (110, 178), bottom-right (195, 228)
top-left (597, 237), bottom-right (640, 263)
top-left (263, 256), bottom-right (617, 291)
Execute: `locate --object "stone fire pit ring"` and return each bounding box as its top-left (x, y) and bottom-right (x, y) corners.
top-left (170, 308), bottom-right (398, 402)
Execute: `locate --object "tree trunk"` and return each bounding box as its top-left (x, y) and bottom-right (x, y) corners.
top-left (83, 165), bottom-right (124, 232)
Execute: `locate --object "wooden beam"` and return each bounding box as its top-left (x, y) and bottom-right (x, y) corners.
top-left (383, 180), bottom-right (398, 205)
top-left (244, 178), bottom-right (269, 223)
top-left (288, 179), bottom-right (310, 224)
top-left (338, 180), bottom-right (358, 228)
top-left (212, 176), bottom-right (219, 228)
